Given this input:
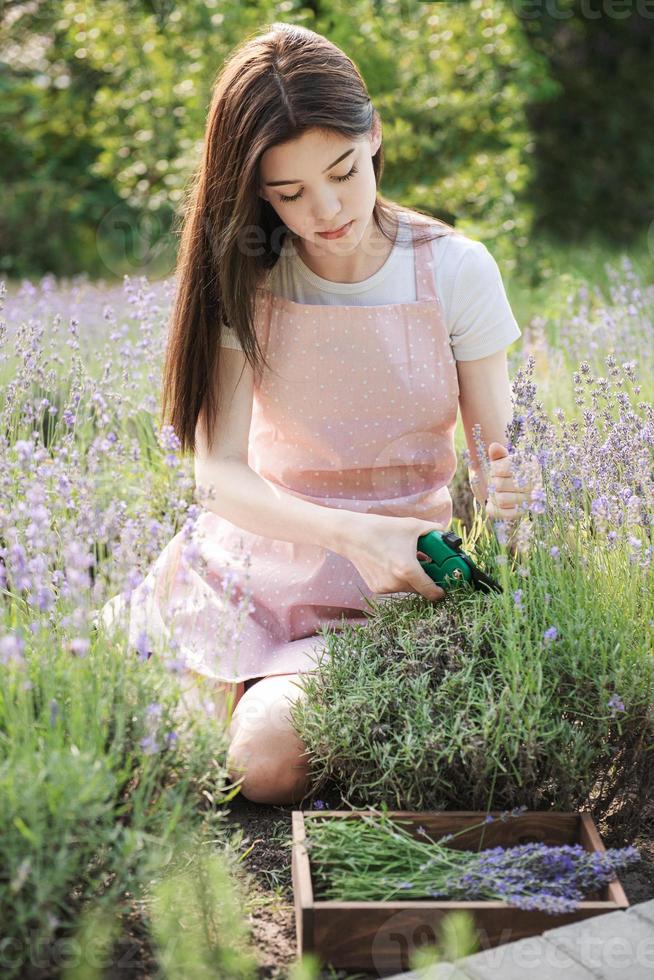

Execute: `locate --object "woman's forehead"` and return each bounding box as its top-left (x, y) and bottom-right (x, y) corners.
top-left (259, 129), bottom-right (357, 180)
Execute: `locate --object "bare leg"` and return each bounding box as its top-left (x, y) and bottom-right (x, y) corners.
top-left (226, 672), bottom-right (313, 805)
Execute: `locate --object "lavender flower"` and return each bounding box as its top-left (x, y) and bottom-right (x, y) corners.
top-left (529, 486), bottom-right (547, 514)
top-left (0, 632), bottom-right (25, 665)
top-left (608, 693), bottom-right (626, 715)
top-left (135, 631), bottom-right (152, 662)
top-left (438, 841), bottom-right (640, 911)
top-left (494, 520), bottom-right (510, 546)
top-left (543, 626), bottom-right (558, 643)
top-left (69, 637), bottom-right (90, 657)
top-left (140, 734), bottom-right (159, 756)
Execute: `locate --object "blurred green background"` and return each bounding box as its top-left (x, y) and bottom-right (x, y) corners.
top-left (1, 0), bottom-right (653, 283)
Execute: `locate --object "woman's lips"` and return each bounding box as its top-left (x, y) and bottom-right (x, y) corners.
top-left (316, 220), bottom-right (353, 239)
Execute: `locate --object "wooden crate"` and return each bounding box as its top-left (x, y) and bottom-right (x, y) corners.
top-left (292, 809), bottom-right (629, 976)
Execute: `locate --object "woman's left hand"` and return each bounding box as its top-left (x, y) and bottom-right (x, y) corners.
top-left (484, 442), bottom-right (541, 522)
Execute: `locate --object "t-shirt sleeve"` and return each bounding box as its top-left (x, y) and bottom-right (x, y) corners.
top-left (219, 320), bottom-right (243, 351)
top-left (448, 241), bottom-right (521, 361)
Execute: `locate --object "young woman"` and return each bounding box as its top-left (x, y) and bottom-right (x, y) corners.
top-left (100, 22), bottom-right (535, 806)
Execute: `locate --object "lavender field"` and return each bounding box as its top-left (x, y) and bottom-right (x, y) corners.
top-left (1, 254), bottom-right (653, 978)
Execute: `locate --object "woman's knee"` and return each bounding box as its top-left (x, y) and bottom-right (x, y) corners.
top-left (227, 740), bottom-right (310, 804)
top-left (226, 673), bottom-right (312, 803)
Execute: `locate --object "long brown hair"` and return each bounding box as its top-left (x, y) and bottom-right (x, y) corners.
top-left (162, 21), bottom-right (457, 456)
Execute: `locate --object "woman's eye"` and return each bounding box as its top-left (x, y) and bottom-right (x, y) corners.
top-left (278, 164), bottom-right (359, 203)
top-left (279, 189), bottom-right (301, 203)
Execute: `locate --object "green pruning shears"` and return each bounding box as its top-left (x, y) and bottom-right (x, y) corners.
top-left (417, 530), bottom-right (502, 594)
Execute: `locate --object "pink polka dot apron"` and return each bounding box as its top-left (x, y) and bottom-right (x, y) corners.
top-left (99, 215), bottom-right (459, 683)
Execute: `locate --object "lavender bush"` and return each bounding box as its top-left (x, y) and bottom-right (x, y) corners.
top-left (0, 275), bottom-right (256, 978)
top-left (291, 258), bottom-right (654, 832)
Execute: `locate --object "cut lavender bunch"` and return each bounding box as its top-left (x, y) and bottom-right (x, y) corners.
top-left (305, 811), bottom-right (640, 911)
top-left (429, 842), bottom-right (640, 912)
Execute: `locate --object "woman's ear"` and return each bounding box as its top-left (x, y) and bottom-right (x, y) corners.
top-left (370, 114), bottom-right (382, 156)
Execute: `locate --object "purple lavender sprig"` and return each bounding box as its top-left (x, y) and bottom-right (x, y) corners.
top-left (306, 808), bottom-right (640, 910)
top-left (432, 842), bottom-right (640, 912)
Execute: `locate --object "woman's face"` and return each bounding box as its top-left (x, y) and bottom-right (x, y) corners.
top-left (258, 121), bottom-right (381, 253)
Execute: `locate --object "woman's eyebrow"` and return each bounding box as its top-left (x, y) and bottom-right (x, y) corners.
top-left (264, 148), bottom-right (355, 187)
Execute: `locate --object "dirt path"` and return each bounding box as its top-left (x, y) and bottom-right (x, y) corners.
top-left (224, 790), bottom-right (368, 979)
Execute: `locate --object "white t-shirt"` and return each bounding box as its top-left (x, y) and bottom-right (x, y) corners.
top-left (220, 213), bottom-right (521, 361)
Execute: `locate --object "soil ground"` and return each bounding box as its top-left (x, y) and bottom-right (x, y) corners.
top-left (94, 792), bottom-right (653, 979)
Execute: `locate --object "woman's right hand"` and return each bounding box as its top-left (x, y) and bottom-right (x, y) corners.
top-left (338, 513), bottom-right (447, 602)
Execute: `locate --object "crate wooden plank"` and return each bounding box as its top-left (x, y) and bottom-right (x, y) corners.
top-left (291, 810), bottom-right (313, 955)
top-left (578, 811), bottom-right (629, 907)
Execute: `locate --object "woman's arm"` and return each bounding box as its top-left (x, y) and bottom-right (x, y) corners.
top-left (456, 348), bottom-right (535, 521)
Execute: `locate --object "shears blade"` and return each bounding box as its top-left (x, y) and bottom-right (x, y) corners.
top-left (460, 555), bottom-right (502, 594)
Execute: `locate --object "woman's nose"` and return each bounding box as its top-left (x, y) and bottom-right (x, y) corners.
top-left (311, 193), bottom-right (342, 224)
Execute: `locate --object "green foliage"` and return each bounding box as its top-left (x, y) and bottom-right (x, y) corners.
top-left (61, 904), bottom-right (121, 980)
top-left (410, 910), bottom-right (478, 971)
top-left (2, 0), bottom-right (553, 277)
top-left (5, 1), bottom-right (652, 279)
top-left (0, 2), bottom-right (125, 277)
top-left (0, 627), bottom-right (240, 979)
top-left (148, 844), bottom-right (258, 978)
top-left (517, 0), bottom-right (654, 241)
